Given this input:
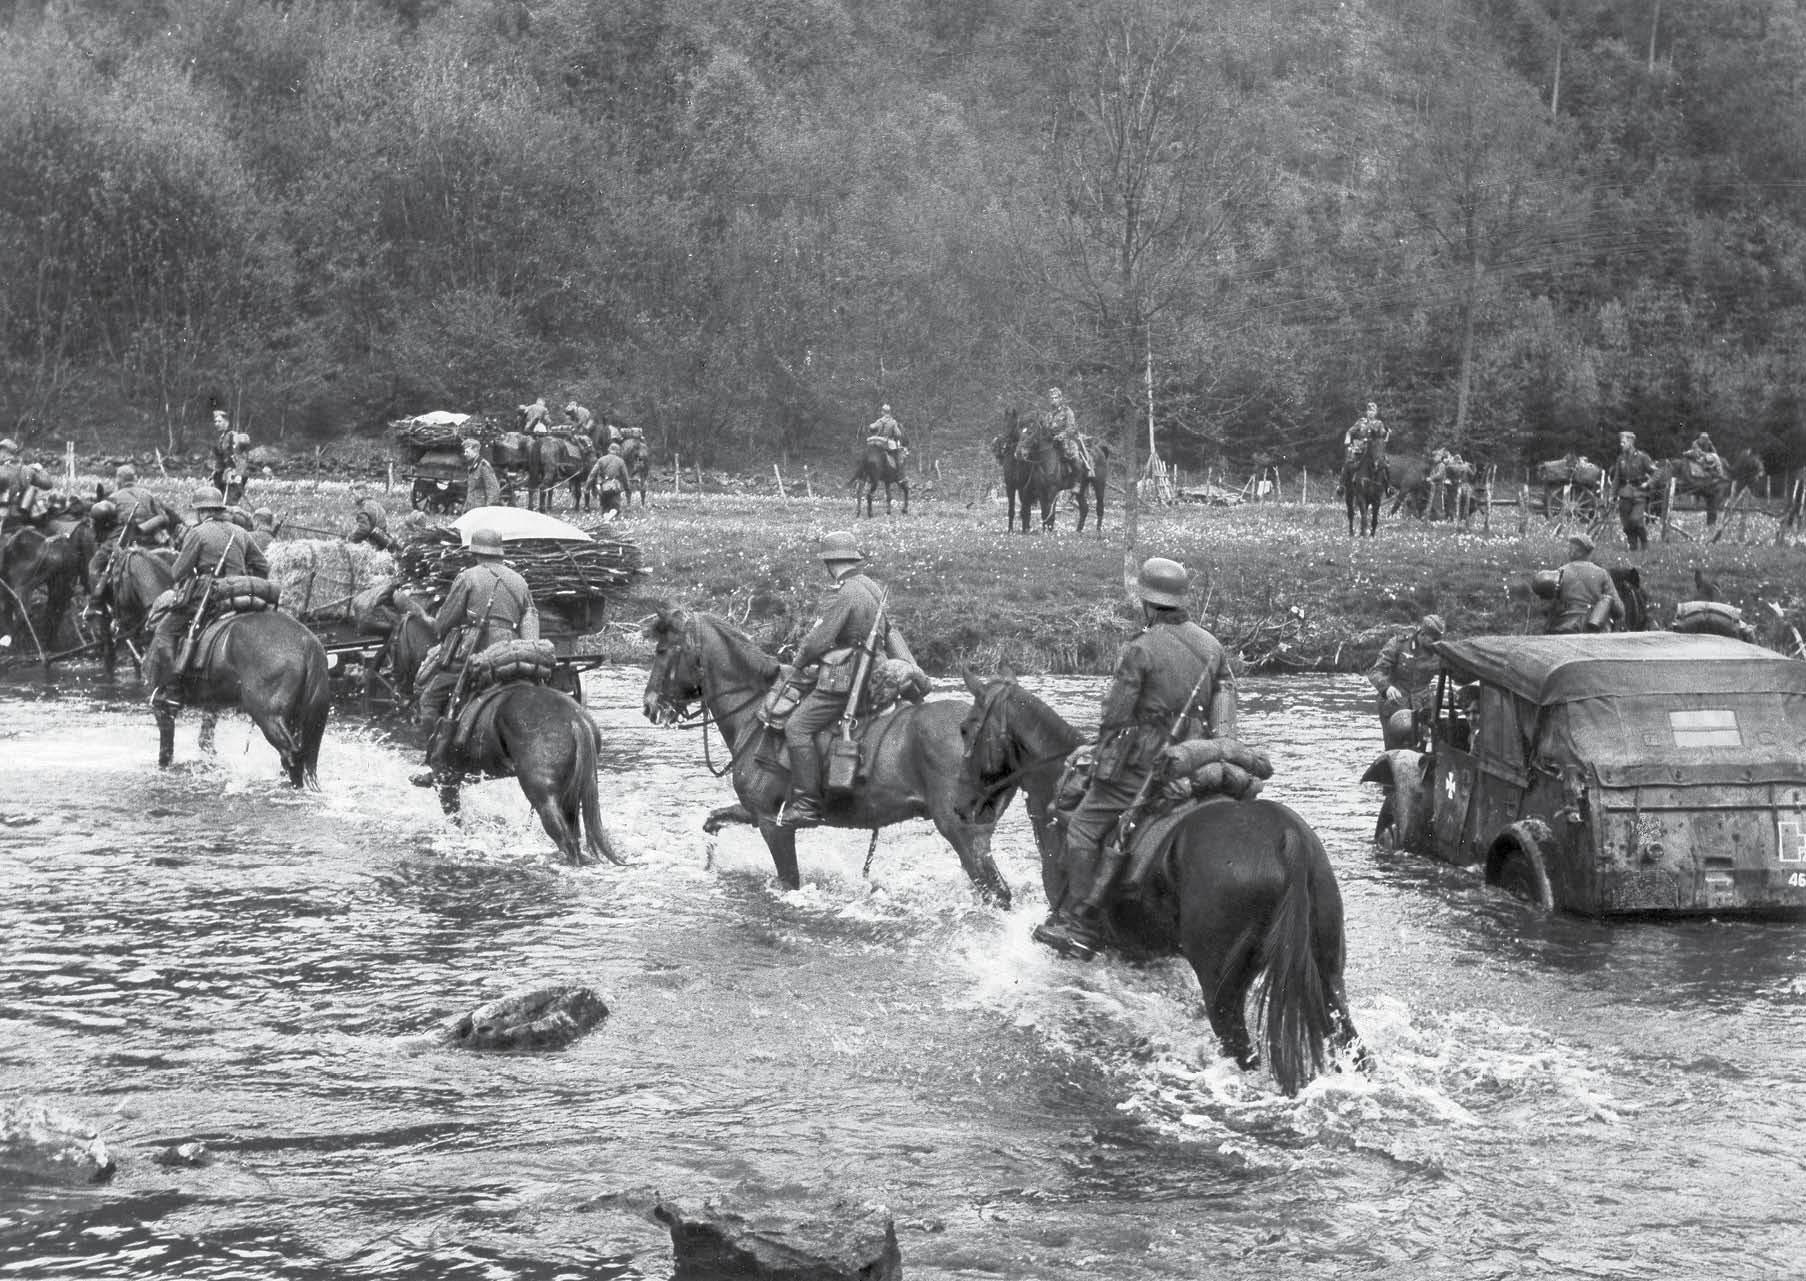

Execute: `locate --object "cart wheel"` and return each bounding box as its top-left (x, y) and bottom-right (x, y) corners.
top-left (1373, 797), bottom-right (1399, 851)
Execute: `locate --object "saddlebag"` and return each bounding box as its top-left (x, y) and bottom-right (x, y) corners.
top-left (759, 665), bottom-right (815, 730)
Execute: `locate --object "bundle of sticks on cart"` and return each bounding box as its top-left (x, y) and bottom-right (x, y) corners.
top-left (397, 527), bottom-right (645, 601)
top-left (392, 416), bottom-right (506, 452)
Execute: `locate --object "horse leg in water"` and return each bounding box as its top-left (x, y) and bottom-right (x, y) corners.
top-left (702, 803), bottom-right (757, 834)
top-left (758, 819), bottom-right (803, 890)
top-left (927, 807), bottom-right (1012, 909)
top-left (506, 702), bottom-right (621, 865)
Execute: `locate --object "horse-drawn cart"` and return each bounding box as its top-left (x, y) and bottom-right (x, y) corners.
top-left (392, 412), bottom-right (475, 514)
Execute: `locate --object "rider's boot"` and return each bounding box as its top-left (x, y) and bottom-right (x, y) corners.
top-left (410, 717), bottom-right (454, 788)
top-left (777, 741), bottom-right (826, 828)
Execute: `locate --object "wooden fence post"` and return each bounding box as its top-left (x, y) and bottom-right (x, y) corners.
top-left (1661, 477), bottom-right (1677, 541)
top-left (772, 463), bottom-right (787, 499)
top-left (674, 452), bottom-right (681, 497)
top-left (803, 464), bottom-right (815, 499)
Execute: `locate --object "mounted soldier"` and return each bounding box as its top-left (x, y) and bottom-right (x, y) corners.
top-left (1022, 386), bottom-right (1090, 472)
top-left (1033, 556), bottom-right (1236, 961)
top-left (564, 401), bottom-right (595, 438)
top-left (1343, 401), bottom-right (1389, 475)
top-left (143, 485), bottom-right (270, 712)
top-left (1683, 431), bottom-right (1726, 482)
top-left (867, 404), bottom-right (907, 473)
top-left (519, 396), bottom-right (551, 435)
top-left (0, 438), bottom-right (55, 533)
top-left (777, 530), bottom-right (915, 829)
top-left (412, 527), bottom-right (539, 788)
top-left (106, 465), bottom-right (179, 550)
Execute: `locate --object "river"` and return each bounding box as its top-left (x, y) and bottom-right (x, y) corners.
top-left (1, 666), bottom-right (1802, 1279)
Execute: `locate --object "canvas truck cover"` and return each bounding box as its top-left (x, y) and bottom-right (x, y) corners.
top-left (1434, 634), bottom-right (1806, 705)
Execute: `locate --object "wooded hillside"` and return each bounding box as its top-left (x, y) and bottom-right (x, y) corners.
top-left (3, 0), bottom-right (1802, 478)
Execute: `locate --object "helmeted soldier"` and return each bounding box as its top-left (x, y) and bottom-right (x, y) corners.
top-left (564, 401), bottom-right (595, 436)
top-left (519, 396), bottom-right (551, 434)
top-left (1548, 532), bottom-right (1624, 635)
top-left (1344, 401), bottom-right (1389, 469)
top-left (1613, 431), bottom-right (1657, 551)
top-left (462, 438), bottom-right (504, 511)
top-left (590, 442), bottom-right (632, 518)
top-left (249, 507), bottom-right (277, 553)
top-left (1038, 387), bottom-right (1089, 469)
top-left (867, 404), bottom-right (907, 472)
top-left (411, 527), bottom-right (540, 787)
top-left (107, 464), bottom-right (176, 549)
top-left (347, 485), bottom-right (393, 551)
top-left (1683, 431), bottom-right (1726, 480)
top-left (143, 485), bottom-right (270, 709)
top-left (1367, 613), bottom-right (1445, 748)
top-left (1033, 557), bottom-right (1236, 960)
top-left (777, 530), bottom-right (913, 828)
top-left (0, 437), bottom-right (54, 530)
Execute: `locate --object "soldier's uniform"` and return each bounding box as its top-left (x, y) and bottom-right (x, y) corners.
top-left (1614, 433), bottom-right (1656, 550)
top-left (591, 446), bottom-right (632, 516)
top-left (463, 445), bottom-right (504, 511)
top-left (1549, 533), bottom-right (1624, 634)
top-left (867, 406), bottom-right (907, 474)
top-left (143, 486), bottom-right (269, 705)
top-left (109, 468), bottom-right (179, 548)
top-left (1034, 557), bottom-right (1235, 960)
top-left (0, 439), bottom-right (54, 530)
top-left (777, 531), bottom-right (913, 828)
top-left (1368, 614), bottom-right (1445, 747)
top-left (347, 493), bottom-right (392, 550)
top-left (1344, 404), bottom-right (1389, 469)
top-left (565, 403), bottom-right (596, 436)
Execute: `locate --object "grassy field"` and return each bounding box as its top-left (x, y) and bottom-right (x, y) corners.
top-left (77, 462), bottom-right (1806, 676)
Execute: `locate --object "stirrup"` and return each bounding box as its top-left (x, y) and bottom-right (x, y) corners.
top-left (1031, 916), bottom-right (1099, 962)
top-left (777, 799), bottom-right (824, 829)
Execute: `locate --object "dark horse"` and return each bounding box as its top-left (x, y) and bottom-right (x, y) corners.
top-left (111, 550), bottom-right (330, 787)
top-left (527, 434), bottom-right (595, 512)
top-left (0, 513), bottom-right (96, 661)
top-left (851, 443), bottom-right (909, 517)
top-left (955, 672), bottom-right (1366, 1096)
top-left (430, 681), bottom-right (625, 865)
top-left (1343, 443), bottom-right (1386, 537)
top-left (620, 435), bottom-right (651, 506)
top-left (641, 608), bottom-right (1012, 905)
top-left (992, 408), bottom-right (1106, 535)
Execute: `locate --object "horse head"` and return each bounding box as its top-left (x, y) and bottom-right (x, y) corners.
top-left (956, 669), bottom-right (1018, 825)
top-left (642, 606), bottom-right (701, 725)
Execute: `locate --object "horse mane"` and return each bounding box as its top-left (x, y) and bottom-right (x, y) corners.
top-left (995, 678), bottom-right (1083, 756)
top-left (692, 609), bottom-right (782, 684)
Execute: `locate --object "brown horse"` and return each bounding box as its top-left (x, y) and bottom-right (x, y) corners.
top-left (992, 408), bottom-right (1106, 535)
top-left (429, 681), bottom-right (625, 865)
top-left (527, 434), bottom-right (595, 512)
top-left (641, 608), bottom-right (1012, 905)
top-left (620, 435), bottom-right (651, 505)
top-left (851, 442), bottom-right (909, 517)
top-left (955, 673), bottom-right (1366, 1096)
top-left (1343, 442), bottom-right (1386, 537)
top-left (89, 544), bottom-right (176, 677)
top-left (112, 551), bottom-right (330, 787)
top-left (0, 514), bottom-right (96, 660)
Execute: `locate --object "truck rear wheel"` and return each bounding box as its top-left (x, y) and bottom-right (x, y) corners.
top-left (1491, 842), bottom-right (1554, 911)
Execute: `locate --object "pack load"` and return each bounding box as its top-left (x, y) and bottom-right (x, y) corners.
top-left (465, 638), bottom-right (557, 692)
top-left (207, 575), bottom-right (281, 614)
top-left (1155, 738), bottom-right (1274, 802)
top-left (266, 539), bottom-right (397, 624)
top-left (1672, 599), bottom-right (1752, 640)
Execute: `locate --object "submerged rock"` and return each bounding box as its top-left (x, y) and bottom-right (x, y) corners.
top-left (440, 983), bottom-right (609, 1051)
top-left (652, 1195), bottom-right (901, 1281)
top-left (0, 1100), bottom-right (117, 1186)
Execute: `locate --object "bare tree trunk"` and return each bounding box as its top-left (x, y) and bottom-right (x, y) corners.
top-left (1451, 252), bottom-right (1482, 446)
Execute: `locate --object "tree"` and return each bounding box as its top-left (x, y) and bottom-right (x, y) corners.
top-left (1031, 0), bottom-right (1268, 592)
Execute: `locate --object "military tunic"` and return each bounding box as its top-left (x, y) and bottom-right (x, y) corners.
top-left (1549, 559), bottom-right (1624, 634)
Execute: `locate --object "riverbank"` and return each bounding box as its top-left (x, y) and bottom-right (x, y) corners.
top-left (70, 464), bottom-right (1806, 676)
top-left (203, 470), bottom-right (1801, 676)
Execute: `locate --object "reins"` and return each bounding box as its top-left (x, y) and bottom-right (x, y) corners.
top-left (655, 616), bottom-right (774, 779)
top-left (962, 681), bottom-right (1074, 810)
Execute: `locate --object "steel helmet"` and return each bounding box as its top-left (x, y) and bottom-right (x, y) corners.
top-left (1137, 557), bottom-right (1190, 608)
top-left (469, 528), bottom-right (506, 557)
top-left (881, 403), bottom-right (891, 413)
top-left (0, 438), bottom-right (18, 453)
top-left (1530, 569), bottom-right (1560, 599)
top-left (89, 499), bottom-right (117, 522)
top-left (191, 485), bottom-right (226, 510)
top-left (253, 507), bottom-right (274, 524)
top-left (115, 464), bottom-right (136, 483)
top-left (818, 530), bottom-right (865, 563)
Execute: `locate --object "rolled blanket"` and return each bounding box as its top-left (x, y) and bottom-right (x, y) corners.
top-left (1158, 737), bottom-right (1273, 781)
top-left (465, 638), bottom-right (557, 690)
top-left (207, 575), bottom-right (280, 613)
top-left (865, 657), bottom-right (929, 713)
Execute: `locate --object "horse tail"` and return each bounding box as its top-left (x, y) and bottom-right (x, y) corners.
top-left (298, 640), bottom-right (331, 789)
top-left (575, 711), bottom-right (626, 865)
top-left (1254, 823), bottom-right (1338, 1096)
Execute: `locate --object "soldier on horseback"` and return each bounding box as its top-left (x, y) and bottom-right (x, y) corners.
top-left (0, 438), bottom-right (55, 533)
top-left (1033, 557), bottom-right (1236, 961)
top-left (520, 395), bottom-right (551, 434)
top-left (143, 485), bottom-right (269, 711)
top-left (867, 404), bottom-right (907, 474)
top-left (1343, 401), bottom-right (1389, 475)
top-left (411, 528), bottom-right (540, 788)
top-left (107, 465), bottom-right (179, 549)
top-left (777, 530), bottom-right (914, 829)
top-left (1684, 431), bottom-right (1726, 481)
top-left (564, 401), bottom-right (595, 437)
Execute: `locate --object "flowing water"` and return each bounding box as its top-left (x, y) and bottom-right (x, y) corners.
top-left (1, 667), bottom-right (1803, 1279)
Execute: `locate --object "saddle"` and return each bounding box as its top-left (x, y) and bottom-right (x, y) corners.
top-left (443, 681), bottom-right (520, 778)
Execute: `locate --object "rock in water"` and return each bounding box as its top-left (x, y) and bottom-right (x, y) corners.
top-left (652, 1196), bottom-right (901, 1281)
top-left (441, 983), bottom-right (609, 1051)
top-left (0, 1100), bottom-right (117, 1186)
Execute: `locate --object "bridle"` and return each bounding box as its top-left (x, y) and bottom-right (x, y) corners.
top-left (647, 616), bottom-right (772, 778)
top-left (959, 679), bottom-right (1072, 817)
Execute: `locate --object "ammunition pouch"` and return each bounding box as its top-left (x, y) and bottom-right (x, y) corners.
top-left (760, 665), bottom-right (815, 730)
top-left (813, 647), bottom-right (858, 694)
